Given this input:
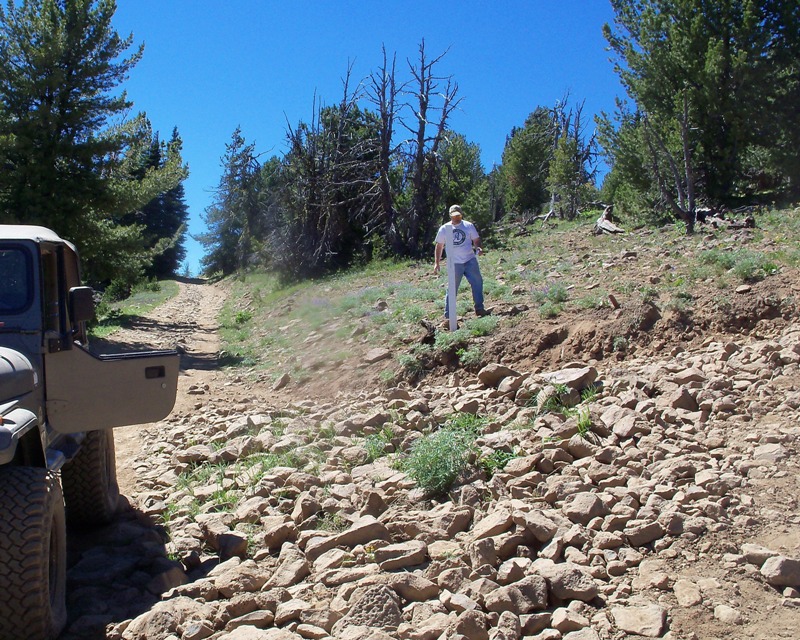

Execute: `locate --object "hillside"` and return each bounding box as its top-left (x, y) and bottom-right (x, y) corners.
top-left (63, 209), bottom-right (800, 640)
top-left (213, 208), bottom-right (799, 400)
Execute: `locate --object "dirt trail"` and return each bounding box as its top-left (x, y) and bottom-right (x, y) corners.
top-left (96, 279), bottom-right (227, 495)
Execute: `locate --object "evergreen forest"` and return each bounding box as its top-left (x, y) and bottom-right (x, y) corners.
top-left (0, 0), bottom-right (797, 290)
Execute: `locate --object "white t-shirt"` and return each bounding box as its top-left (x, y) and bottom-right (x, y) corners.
top-left (435, 220), bottom-right (479, 264)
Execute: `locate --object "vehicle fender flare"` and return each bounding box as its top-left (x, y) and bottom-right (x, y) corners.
top-left (0, 407), bottom-right (40, 465)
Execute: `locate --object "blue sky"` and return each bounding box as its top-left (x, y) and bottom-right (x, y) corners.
top-left (112, 1), bottom-right (623, 274)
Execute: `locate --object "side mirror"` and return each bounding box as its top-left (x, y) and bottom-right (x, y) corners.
top-left (69, 286), bottom-right (95, 323)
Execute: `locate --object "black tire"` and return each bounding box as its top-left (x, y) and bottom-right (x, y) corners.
top-left (61, 429), bottom-right (120, 528)
top-left (0, 467), bottom-right (67, 640)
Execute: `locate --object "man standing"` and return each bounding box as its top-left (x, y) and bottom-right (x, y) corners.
top-left (433, 204), bottom-right (489, 323)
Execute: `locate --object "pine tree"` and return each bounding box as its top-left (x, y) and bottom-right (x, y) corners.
top-left (0, 0), bottom-right (142, 236)
top-left (198, 127), bottom-right (261, 276)
top-left (603, 0), bottom-right (800, 216)
top-left (499, 107), bottom-right (557, 216)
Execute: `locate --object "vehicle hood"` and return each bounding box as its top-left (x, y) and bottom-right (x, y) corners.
top-left (0, 347), bottom-right (36, 401)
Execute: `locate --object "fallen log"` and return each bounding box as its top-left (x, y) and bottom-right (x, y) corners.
top-left (593, 205), bottom-right (624, 235)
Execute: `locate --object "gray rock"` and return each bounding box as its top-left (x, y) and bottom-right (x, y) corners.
top-left (714, 604), bottom-right (744, 624)
top-left (332, 585), bottom-right (402, 635)
top-left (532, 559), bottom-right (598, 601)
top-left (215, 560), bottom-right (269, 597)
top-left (624, 520), bottom-right (665, 546)
top-left (512, 509), bottom-right (558, 542)
top-left (471, 509), bottom-right (514, 540)
top-left (540, 366), bottom-right (598, 391)
top-left (741, 543), bottom-right (777, 566)
top-left (374, 540), bottom-right (427, 570)
top-left (761, 556), bottom-right (800, 587)
top-left (489, 610), bottom-right (521, 640)
top-left (551, 607), bottom-right (590, 633)
top-left (274, 598), bottom-right (309, 625)
top-left (753, 443), bottom-right (788, 462)
top-left (610, 603), bottom-right (667, 637)
top-left (364, 348), bottom-right (391, 364)
top-left (478, 363), bottom-right (522, 388)
top-left (450, 610), bottom-right (489, 640)
top-left (673, 579), bottom-right (702, 606)
top-left (265, 544), bottom-right (310, 588)
top-left (562, 492), bottom-right (607, 525)
top-left (562, 629), bottom-right (601, 640)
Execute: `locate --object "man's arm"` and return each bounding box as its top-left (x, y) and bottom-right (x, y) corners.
top-left (434, 241), bottom-right (444, 273)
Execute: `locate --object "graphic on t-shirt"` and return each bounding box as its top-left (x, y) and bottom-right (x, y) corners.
top-left (452, 228), bottom-right (467, 246)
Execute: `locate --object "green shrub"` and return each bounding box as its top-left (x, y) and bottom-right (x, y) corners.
top-left (532, 282), bottom-right (569, 304)
top-left (316, 511), bottom-right (349, 532)
top-left (434, 327), bottom-right (471, 351)
top-left (103, 278), bottom-right (132, 302)
top-left (400, 414), bottom-right (483, 495)
top-left (457, 345), bottom-right (483, 366)
top-left (235, 310), bottom-right (253, 324)
top-left (700, 248), bottom-right (778, 282)
top-left (397, 352), bottom-right (425, 375)
top-left (465, 315), bottom-right (499, 336)
top-left (539, 301), bottom-right (562, 318)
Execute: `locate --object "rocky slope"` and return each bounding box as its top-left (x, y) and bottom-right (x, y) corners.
top-left (60, 269), bottom-right (800, 640)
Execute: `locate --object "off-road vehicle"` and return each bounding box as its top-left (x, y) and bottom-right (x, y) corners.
top-left (0, 225), bottom-right (179, 639)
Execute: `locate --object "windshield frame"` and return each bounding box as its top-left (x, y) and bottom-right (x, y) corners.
top-left (0, 243), bottom-right (34, 316)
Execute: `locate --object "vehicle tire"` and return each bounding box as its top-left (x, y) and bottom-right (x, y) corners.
top-left (0, 467), bottom-right (67, 640)
top-left (61, 429), bottom-right (120, 528)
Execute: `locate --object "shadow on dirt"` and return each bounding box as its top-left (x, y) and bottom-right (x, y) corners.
top-left (92, 318), bottom-right (222, 372)
top-left (58, 498), bottom-right (178, 639)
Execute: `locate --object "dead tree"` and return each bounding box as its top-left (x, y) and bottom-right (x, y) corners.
top-left (593, 205), bottom-right (624, 235)
top-left (400, 39), bottom-right (462, 255)
top-left (367, 46), bottom-right (404, 254)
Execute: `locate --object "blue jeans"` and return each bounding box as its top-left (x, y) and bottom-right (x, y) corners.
top-left (444, 257), bottom-right (484, 316)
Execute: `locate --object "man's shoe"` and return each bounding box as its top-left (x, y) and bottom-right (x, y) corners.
top-left (475, 308), bottom-right (491, 317)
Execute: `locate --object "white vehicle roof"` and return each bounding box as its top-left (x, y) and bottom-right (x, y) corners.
top-left (0, 225), bottom-right (78, 252)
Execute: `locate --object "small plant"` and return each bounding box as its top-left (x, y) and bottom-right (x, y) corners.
top-left (539, 300), bottom-right (562, 318)
top-left (364, 426), bottom-right (394, 462)
top-left (732, 254), bottom-right (778, 282)
top-left (478, 449), bottom-right (516, 478)
top-left (532, 282), bottom-right (567, 303)
top-left (612, 336), bottom-right (628, 353)
top-left (379, 369), bottom-right (399, 386)
top-left (316, 511), bottom-right (349, 532)
top-left (700, 248), bottom-right (778, 283)
top-left (397, 352), bottom-right (425, 376)
top-left (639, 285), bottom-right (660, 302)
top-left (399, 413), bottom-right (484, 495)
top-left (465, 315), bottom-right (499, 337)
top-left (317, 424), bottom-right (337, 440)
top-left (401, 304), bottom-right (426, 323)
top-left (209, 488), bottom-right (238, 512)
top-left (456, 345), bottom-right (483, 366)
top-left (434, 327), bottom-right (471, 351)
top-left (576, 293), bottom-right (608, 310)
top-left (711, 295), bottom-right (732, 313)
top-left (576, 407), bottom-right (593, 439)
top-left (580, 384), bottom-right (599, 403)
top-left (270, 420), bottom-right (287, 438)
top-left (235, 310), bottom-right (253, 325)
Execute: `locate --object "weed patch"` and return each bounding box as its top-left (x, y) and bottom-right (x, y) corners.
top-left (399, 413), bottom-right (485, 495)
